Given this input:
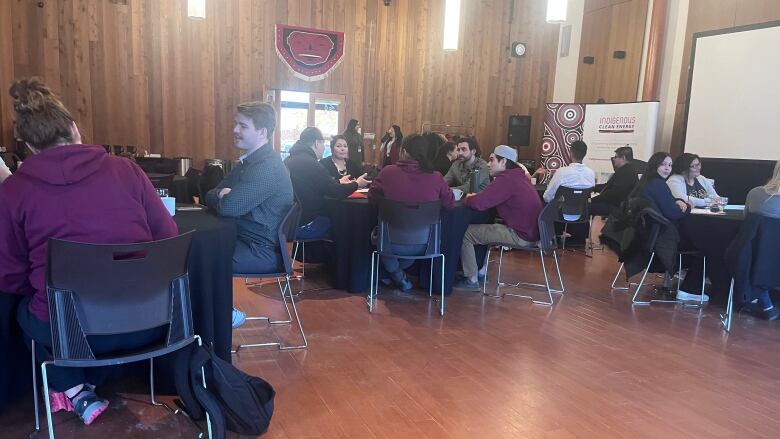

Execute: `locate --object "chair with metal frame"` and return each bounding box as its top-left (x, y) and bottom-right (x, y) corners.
top-left (31, 233), bottom-right (214, 439)
top-left (368, 199), bottom-right (445, 315)
top-left (551, 186), bottom-right (596, 255)
top-left (233, 202), bottom-right (307, 352)
top-left (481, 202), bottom-right (565, 306)
top-left (609, 211), bottom-right (706, 307)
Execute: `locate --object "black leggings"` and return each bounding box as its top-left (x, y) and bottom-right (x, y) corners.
top-left (16, 296), bottom-right (166, 392)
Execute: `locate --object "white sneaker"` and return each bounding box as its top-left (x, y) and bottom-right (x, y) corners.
top-left (676, 290), bottom-right (709, 302)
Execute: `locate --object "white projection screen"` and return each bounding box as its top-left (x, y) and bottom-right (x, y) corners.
top-left (683, 22), bottom-right (780, 160)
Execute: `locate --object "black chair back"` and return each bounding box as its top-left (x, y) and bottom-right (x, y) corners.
top-left (45, 233), bottom-right (194, 361)
top-left (278, 202), bottom-right (302, 275)
top-left (377, 199), bottom-right (442, 255)
top-left (552, 186), bottom-right (593, 222)
top-left (199, 165), bottom-right (225, 200)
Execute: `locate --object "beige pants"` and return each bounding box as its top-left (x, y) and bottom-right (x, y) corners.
top-left (461, 224), bottom-right (536, 279)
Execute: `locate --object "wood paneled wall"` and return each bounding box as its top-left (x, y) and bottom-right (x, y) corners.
top-left (669, 0), bottom-right (780, 156)
top-left (574, 0), bottom-right (648, 103)
top-left (0, 0), bottom-right (560, 165)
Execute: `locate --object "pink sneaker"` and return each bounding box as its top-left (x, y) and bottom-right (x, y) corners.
top-left (48, 390), bottom-right (74, 413)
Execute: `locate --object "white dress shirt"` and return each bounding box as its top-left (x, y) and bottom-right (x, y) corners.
top-left (543, 162), bottom-right (596, 203)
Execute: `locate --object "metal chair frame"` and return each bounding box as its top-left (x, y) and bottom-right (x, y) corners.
top-left (481, 245), bottom-right (564, 306)
top-left (611, 251), bottom-right (706, 307)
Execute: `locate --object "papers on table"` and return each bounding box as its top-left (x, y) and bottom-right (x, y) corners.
top-left (176, 205), bottom-right (204, 211)
top-left (725, 205), bottom-right (745, 210)
top-left (690, 208), bottom-right (725, 215)
top-left (355, 188), bottom-right (370, 193)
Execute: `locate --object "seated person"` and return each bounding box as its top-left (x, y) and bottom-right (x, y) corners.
top-left (206, 102), bottom-right (294, 326)
top-left (667, 153), bottom-right (720, 207)
top-left (320, 134), bottom-right (363, 180)
top-left (744, 160), bottom-right (780, 319)
top-left (432, 140), bottom-right (457, 177)
top-left (542, 140), bottom-right (595, 203)
top-left (285, 127), bottom-right (369, 240)
top-left (368, 134), bottom-right (454, 291)
top-left (631, 152), bottom-right (691, 223)
top-left (455, 145), bottom-right (543, 290)
top-left (590, 146), bottom-right (639, 216)
top-left (0, 79), bottom-right (178, 424)
top-left (444, 137), bottom-right (489, 194)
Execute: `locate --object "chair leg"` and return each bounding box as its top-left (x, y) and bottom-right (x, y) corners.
top-left (368, 251), bottom-right (377, 312)
top-left (149, 358), bottom-right (178, 413)
top-left (233, 276), bottom-right (307, 352)
top-left (562, 223), bottom-right (568, 250)
top-left (439, 254), bottom-right (445, 316)
top-left (482, 246), bottom-right (493, 296)
top-left (552, 250), bottom-right (565, 293)
top-left (428, 257), bottom-right (434, 298)
top-left (194, 336), bottom-right (214, 439)
top-left (41, 362), bottom-right (54, 439)
top-left (631, 253), bottom-right (656, 305)
top-left (611, 263), bottom-right (629, 290)
top-left (31, 341), bottom-right (40, 434)
top-left (721, 279), bottom-right (734, 332)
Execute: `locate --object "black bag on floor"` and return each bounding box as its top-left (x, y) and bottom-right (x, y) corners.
top-left (174, 344), bottom-right (276, 438)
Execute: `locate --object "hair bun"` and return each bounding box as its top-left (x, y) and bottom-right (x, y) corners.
top-left (9, 78), bottom-right (52, 113)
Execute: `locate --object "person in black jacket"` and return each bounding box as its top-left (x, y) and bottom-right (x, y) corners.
top-left (284, 127), bottom-right (369, 240)
top-left (342, 119), bottom-right (364, 164)
top-left (590, 146), bottom-right (639, 216)
top-left (320, 135), bottom-right (363, 180)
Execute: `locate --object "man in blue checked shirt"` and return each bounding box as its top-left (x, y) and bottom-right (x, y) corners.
top-left (206, 101), bottom-right (294, 327)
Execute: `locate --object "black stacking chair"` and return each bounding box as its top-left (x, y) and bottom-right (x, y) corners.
top-left (32, 233), bottom-right (213, 439)
top-left (552, 186), bottom-right (595, 254)
top-left (369, 199), bottom-right (445, 315)
top-left (481, 202), bottom-right (565, 306)
top-left (233, 202), bottom-right (307, 352)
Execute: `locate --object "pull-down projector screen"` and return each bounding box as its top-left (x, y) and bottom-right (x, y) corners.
top-left (683, 22), bottom-right (780, 161)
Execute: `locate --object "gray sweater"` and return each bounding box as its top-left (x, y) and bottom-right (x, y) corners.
top-left (746, 186), bottom-right (780, 219)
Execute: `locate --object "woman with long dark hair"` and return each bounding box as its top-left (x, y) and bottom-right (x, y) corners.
top-left (631, 151), bottom-right (691, 222)
top-left (320, 134), bottom-right (363, 180)
top-left (378, 124), bottom-right (403, 167)
top-left (342, 118), bottom-right (364, 164)
top-left (368, 133), bottom-right (454, 290)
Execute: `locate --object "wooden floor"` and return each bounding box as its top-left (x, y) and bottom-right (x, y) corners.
top-left (4, 245), bottom-right (780, 438)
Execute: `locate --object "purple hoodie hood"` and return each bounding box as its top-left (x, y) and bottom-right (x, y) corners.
top-left (17, 144), bottom-right (107, 185)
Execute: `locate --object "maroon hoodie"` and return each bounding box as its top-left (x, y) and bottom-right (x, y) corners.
top-left (0, 144), bottom-right (178, 321)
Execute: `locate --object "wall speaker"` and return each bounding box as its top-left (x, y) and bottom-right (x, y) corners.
top-left (507, 115), bottom-right (531, 147)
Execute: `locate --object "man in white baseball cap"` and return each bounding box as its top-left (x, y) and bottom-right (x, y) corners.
top-left (454, 145), bottom-right (543, 290)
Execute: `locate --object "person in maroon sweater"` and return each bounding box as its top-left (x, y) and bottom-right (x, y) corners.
top-left (0, 79), bottom-right (177, 424)
top-left (368, 134), bottom-right (454, 290)
top-left (455, 145), bottom-right (543, 290)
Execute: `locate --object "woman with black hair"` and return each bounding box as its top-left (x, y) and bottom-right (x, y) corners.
top-left (631, 152), bottom-right (691, 222)
top-left (667, 152), bottom-right (720, 207)
top-left (320, 134), bottom-right (363, 180)
top-left (342, 118), bottom-right (364, 164)
top-left (368, 133), bottom-right (454, 291)
top-left (377, 124), bottom-right (403, 167)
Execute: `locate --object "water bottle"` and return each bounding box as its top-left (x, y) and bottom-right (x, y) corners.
top-left (469, 168), bottom-right (480, 193)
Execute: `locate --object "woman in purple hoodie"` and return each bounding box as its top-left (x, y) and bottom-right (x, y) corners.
top-left (368, 134), bottom-right (454, 290)
top-left (0, 79), bottom-right (178, 425)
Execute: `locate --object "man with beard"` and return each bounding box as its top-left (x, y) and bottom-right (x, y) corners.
top-left (443, 137), bottom-right (489, 194)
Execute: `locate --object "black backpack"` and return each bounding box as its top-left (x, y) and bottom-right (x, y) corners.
top-left (174, 344), bottom-right (275, 438)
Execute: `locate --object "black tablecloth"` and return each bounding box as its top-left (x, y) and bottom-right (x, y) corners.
top-left (679, 209), bottom-right (744, 304)
top-left (324, 198), bottom-right (493, 295)
top-left (173, 210), bottom-right (236, 360)
top-left (0, 210), bottom-right (236, 412)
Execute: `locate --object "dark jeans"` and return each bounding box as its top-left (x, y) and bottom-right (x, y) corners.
top-left (380, 244), bottom-right (429, 276)
top-left (296, 216), bottom-right (331, 241)
top-left (232, 240), bottom-right (283, 274)
top-left (17, 296), bottom-right (166, 392)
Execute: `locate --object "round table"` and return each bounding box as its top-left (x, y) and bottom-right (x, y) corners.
top-left (323, 197), bottom-right (493, 294)
top-left (679, 208), bottom-right (744, 304)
